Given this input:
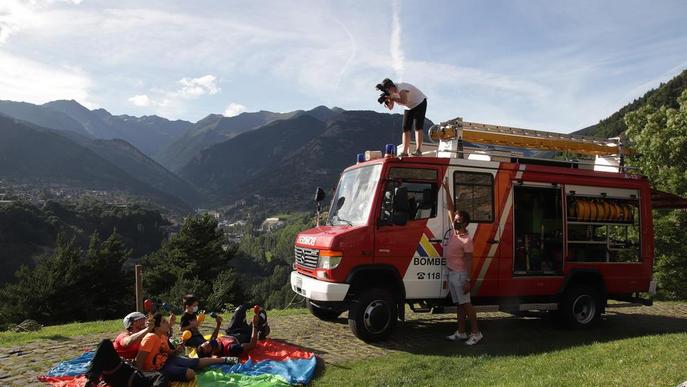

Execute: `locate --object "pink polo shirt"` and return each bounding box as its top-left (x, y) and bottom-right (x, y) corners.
top-left (445, 231), bottom-right (474, 272)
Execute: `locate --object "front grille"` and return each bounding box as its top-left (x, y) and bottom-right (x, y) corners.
top-left (295, 246), bottom-right (319, 269)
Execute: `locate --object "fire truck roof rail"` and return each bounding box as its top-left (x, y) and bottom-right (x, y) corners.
top-left (432, 117), bottom-right (628, 157)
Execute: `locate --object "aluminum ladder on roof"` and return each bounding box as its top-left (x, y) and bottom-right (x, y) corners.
top-left (432, 117), bottom-right (628, 157)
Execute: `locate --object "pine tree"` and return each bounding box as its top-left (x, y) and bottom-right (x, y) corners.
top-left (83, 230), bottom-right (133, 319)
top-left (141, 214), bottom-right (238, 303)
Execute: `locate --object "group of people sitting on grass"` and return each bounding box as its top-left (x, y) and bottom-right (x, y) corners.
top-left (85, 294), bottom-right (270, 387)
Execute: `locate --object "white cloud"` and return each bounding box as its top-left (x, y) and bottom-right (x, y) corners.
top-left (177, 75), bottom-right (220, 98)
top-left (0, 51), bottom-right (92, 105)
top-left (390, 0), bottom-right (404, 80)
top-left (0, 0), bottom-right (37, 45)
top-left (0, 0), bottom-right (83, 45)
top-left (127, 93), bottom-right (171, 108)
top-left (128, 94), bottom-right (152, 107)
top-left (224, 102), bottom-right (246, 117)
top-left (126, 74), bottom-right (219, 113)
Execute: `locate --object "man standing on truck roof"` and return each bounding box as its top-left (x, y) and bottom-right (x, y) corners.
top-left (379, 78), bottom-right (427, 157)
top-left (442, 179), bottom-right (483, 345)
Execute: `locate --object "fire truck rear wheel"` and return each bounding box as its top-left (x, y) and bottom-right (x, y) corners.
top-left (348, 288), bottom-right (397, 342)
top-left (306, 299), bottom-right (342, 321)
top-left (560, 284), bottom-right (602, 328)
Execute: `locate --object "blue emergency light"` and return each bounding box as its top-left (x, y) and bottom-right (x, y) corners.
top-left (356, 153), bottom-right (365, 163)
top-left (384, 144), bottom-right (395, 156)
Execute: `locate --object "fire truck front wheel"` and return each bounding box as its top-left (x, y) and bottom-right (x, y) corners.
top-left (559, 284), bottom-right (602, 328)
top-left (348, 288), bottom-right (398, 342)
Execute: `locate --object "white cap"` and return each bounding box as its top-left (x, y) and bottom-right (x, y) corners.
top-left (123, 312), bottom-right (146, 330)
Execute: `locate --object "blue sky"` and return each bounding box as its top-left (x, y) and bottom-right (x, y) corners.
top-left (1, 0), bottom-right (686, 132)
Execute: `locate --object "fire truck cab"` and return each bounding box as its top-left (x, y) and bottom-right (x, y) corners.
top-left (290, 117), bottom-right (667, 342)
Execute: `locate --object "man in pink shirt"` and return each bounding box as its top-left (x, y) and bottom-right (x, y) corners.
top-left (442, 179), bottom-right (483, 345)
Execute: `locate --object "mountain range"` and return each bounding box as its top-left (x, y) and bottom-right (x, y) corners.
top-left (0, 99), bottom-right (358, 211)
top-left (157, 106), bottom-right (343, 171)
top-left (0, 68), bottom-right (685, 214)
top-left (0, 114), bottom-right (189, 210)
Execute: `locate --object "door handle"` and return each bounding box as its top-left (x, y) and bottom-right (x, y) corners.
top-left (487, 239), bottom-right (499, 244)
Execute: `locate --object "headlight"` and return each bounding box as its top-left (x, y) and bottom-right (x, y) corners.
top-left (318, 250), bottom-right (343, 270)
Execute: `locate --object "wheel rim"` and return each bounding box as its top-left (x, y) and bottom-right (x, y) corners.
top-left (363, 299), bottom-right (390, 335)
top-left (572, 294), bottom-right (596, 324)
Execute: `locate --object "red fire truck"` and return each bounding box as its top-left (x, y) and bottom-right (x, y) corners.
top-left (290, 117), bottom-right (682, 342)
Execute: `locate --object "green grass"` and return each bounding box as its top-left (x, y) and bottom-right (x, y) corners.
top-left (313, 333), bottom-right (687, 386)
top-left (0, 308), bottom-right (307, 348)
top-left (0, 319), bottom-right (122, 347)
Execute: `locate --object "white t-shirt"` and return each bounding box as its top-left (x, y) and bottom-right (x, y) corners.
top-left (394, 82), bottom-right (426, 110)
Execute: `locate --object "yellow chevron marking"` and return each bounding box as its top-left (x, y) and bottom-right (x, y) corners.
top-left (420, 234), bottom-right (440, 258)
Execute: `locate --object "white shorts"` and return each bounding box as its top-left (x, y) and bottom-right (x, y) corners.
top-left (448, 271), bottom-right (471, 305)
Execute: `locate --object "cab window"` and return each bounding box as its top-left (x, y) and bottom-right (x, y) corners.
top-left (381, 168), bottom-right (438, 222)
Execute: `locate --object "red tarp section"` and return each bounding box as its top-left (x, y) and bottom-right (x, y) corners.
top-left (37, 375), bottom-right (87, 387)
top-left (242, 339), bottom-right (314, 363)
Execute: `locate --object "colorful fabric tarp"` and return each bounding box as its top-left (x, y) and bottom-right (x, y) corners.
top-left (38, 339), bottom-right (317, 386)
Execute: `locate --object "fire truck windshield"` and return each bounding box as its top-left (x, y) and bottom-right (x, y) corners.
top-left (328, 164), bottom-right (382, 227)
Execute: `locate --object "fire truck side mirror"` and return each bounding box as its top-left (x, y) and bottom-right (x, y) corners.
top-left (315, 187), bottom-right (325, 202)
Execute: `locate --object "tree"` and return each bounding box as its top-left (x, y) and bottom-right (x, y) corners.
top-left (625, 89), bottom-right (687, 299)
top-left (0, 230), bottom-right (132, 328)
top-left (205, 269), bottom-right (245, 312)
top-left (141, 214), bottom-right (239, 303)
top-left (83, 230), bottom-right (133, 319)
top-left (0, 235), bottom-right (85, 326)
top-left (652, 210), bottom-right (687, 299)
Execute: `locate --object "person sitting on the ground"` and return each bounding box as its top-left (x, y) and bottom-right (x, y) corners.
top-left (113, 312), bottom-right (153, 361)
top-left (136, 313), bottom-right (234, 382)
top-left (225, 304), bottom-right (270, 343)
top-left (85, 338), bottom-right (168, 387)
top-left (196, 313), bottom-right (260, 358)
top-left (179, 294), bottom-right (206, 347)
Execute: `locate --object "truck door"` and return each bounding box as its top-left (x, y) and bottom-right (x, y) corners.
top-left (499, 180), bottom-right (565, 296)
top-left (375, 166), bottom-right (444, 300)
top-left (443, 167), bottom-right (500, 298)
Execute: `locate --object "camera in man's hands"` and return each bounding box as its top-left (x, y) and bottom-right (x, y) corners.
top-left (376, 83), bottom-right (390, 104)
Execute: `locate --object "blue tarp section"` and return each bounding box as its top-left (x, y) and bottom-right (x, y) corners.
top-left (46, 351), bottom-right (94, 377)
